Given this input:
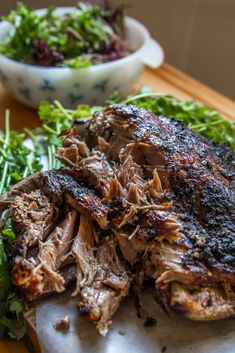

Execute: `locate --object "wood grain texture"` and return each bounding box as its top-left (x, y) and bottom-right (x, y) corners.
top-left (0, 340), bottom-right (28, 353)
top-left (1, 62), bottom-right (234, 353)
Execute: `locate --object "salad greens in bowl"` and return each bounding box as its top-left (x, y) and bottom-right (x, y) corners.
top-left (0, 2), bottom-right (164, 108)
top-left (0, 2), bottom-right (131, 68)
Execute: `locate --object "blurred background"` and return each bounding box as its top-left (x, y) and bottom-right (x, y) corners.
top-left (0, 0), bottom-right (234, 100)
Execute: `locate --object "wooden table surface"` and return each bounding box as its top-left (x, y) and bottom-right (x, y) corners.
top-left (1, 62), bottom-right (235, 353)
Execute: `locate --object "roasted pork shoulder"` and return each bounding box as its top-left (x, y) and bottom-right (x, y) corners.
top-left (0, 104), bottom-right (234, 335)
top-left (58, 104), bottom-right (235, 321)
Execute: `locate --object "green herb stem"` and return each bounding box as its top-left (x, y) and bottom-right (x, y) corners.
top-left (122, 92), bottom-right (171, 104)
top-left (0, 162), bottom-right (8, 194)
top-left (47, 145), bottom-right (53, 170)
top-left (22, 166), bottom-right (29, 178)
top-left (5, 110), bottom-right (10, 145)
top-left (0, 147), bottom-right (8, 159)
top-left (43, 124), bottom-right (58, 135)
top-left (54, 100), bottom-right (72, 122)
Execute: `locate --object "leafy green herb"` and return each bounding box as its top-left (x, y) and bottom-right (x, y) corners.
top-left (0, 219), bottom-right (27, 340)
top-left (62, 55), bottom-right (91, 69)
top-left (0, 111), bottom-right (41, 194)
top-left (39, 100), bottom-right (101, 130)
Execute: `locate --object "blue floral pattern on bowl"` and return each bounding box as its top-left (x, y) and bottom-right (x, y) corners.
top-left (0, 60), bottom-right (144, 107)
top-left (18, 87), bottom-right (31, 100)
top-left (93, 79), bottom-right (109, 93)
top-left (68, 92), bottom-right (84, 105)
top-left (40, 79), bottom-right (55, 92)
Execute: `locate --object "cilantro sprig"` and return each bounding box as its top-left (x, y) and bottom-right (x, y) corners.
top-left (0, 111), bottom-right (41, 194)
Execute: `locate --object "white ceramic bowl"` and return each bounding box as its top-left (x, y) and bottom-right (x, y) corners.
top-left (0, 7), bottom-right (164, 108)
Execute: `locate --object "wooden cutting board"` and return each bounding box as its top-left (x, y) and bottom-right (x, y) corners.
top-left (1, 62), bottom-right (235, 353)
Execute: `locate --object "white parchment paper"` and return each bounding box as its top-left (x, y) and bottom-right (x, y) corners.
top-left (36, 290), bottom-right (235, 353)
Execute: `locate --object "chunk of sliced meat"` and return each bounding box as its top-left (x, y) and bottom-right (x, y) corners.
top-left (38, 209), bottom-right (77, 272)
top-left (72, 151), bottom-right (114, 194)
top-left (170, 282), bottom-right (235, 320)
top-left (71, 214), bottom-right (131, 335)
top-left (42, 170), bottom-right (110, 229)
top-left (57, 129), bottom-right (115, 195)
top-left (77, 236), bottom-right (131, 336)
top-left (6, 170), bottom-right (111, 303)
top-left (11, 210), bottom-right (78, 301)
top-left (11, 189), bottom-right (56, 257)
top-left (57, 128), bottom-right (90, 168)
top-left (0, 174), bottom-right (61, 259)
top-left (0, 172), bottom-right (42, 208)
top-left (72, 215), bottom-right (97, 295)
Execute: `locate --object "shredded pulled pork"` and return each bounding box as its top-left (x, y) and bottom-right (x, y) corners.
top-left (1, 103), bottom-right (234, 336)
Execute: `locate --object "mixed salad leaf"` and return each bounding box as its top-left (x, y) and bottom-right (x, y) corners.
top-left (0, 2), bottom-right (129, 67)
top-left (0, 90), bottom-right (234, 339)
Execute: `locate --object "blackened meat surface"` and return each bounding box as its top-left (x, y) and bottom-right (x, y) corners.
top-left (99, 104), bottom-right (235, 271)
top-left (2, 103), bottom-right (235, 334)
top-left (42, 170), bottom-right (110, 229)
top-left (85, 104), bottom-right (235, 320)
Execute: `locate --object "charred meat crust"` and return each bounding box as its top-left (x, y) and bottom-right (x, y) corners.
top-left (87, 104), bottom-right (235, 320)
top-left (98, 104), bottom-right (235, 271)
top-left (2, 103), bottom-right (235, 331)
top-left (42, 170), bottom-right (110, 229)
